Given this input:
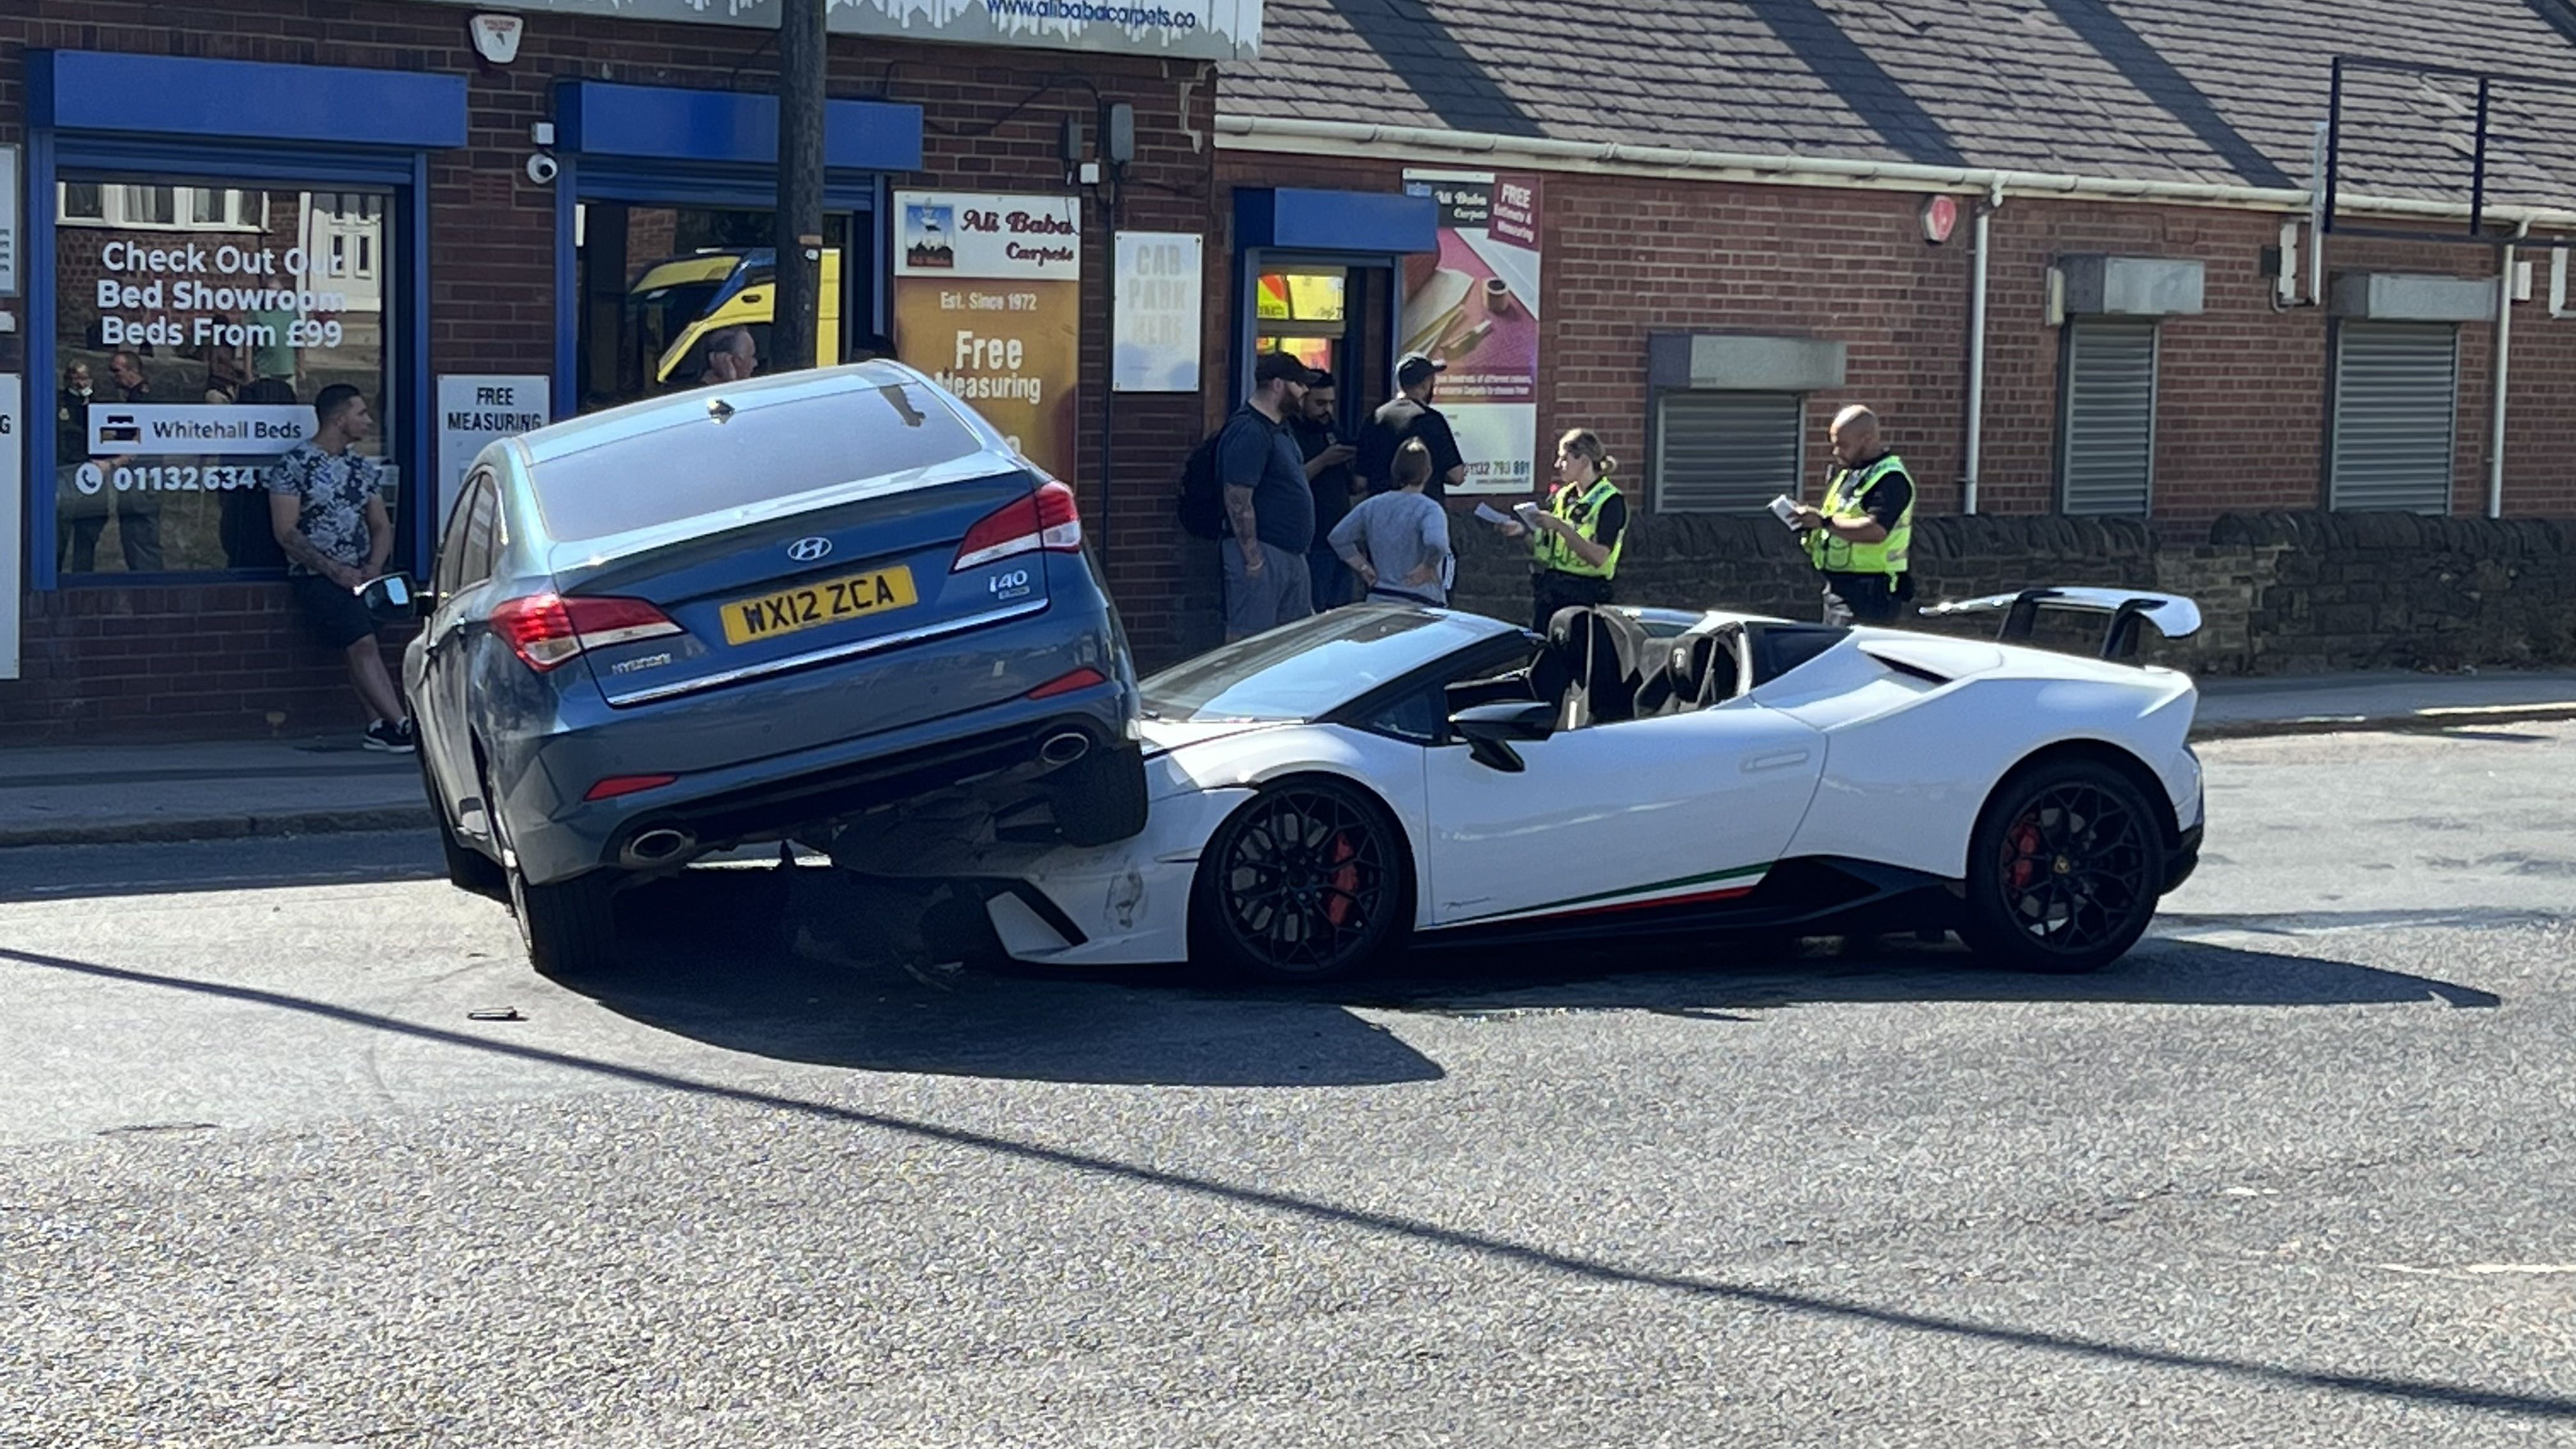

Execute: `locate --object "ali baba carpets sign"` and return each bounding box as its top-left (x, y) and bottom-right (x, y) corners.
top-left (892, 192), bottom-right (1082, 484)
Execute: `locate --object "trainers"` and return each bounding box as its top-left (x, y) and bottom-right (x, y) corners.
top-left (363, 717), bottom-right (417, 753)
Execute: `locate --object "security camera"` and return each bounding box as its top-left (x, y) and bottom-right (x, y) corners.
top-left (525, 151), bottom-right (558, 185)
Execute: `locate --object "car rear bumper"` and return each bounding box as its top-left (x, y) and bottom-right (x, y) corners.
top-left (507, 677), bottom-right (1133, 885)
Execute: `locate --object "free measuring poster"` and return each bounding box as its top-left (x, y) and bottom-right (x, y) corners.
top-left (891, 192), bottom-right (1082, 482)
top-left (1400, 169), bottom-right (1542, 496)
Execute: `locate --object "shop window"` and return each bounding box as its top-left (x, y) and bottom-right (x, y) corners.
top-left (1254, 266), bottom-right (1352, 385)
top-left (2329, 322), bottom-right (2458, 513)
top-left (574, 203), bottom-right (874, 414)
top-left (1652, 391), bottom-right (1804, 514)
top-left (51, 178), bottom-right (397, 578)
top-left (2057, 319), bottom-right (2159, 515)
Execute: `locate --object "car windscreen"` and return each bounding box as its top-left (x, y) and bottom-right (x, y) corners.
top-left (529, 381), bottom-right (990, 542)
top-left (1140, 608), bottom-right (1492, 723)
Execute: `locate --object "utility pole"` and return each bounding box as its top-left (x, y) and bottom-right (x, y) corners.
top-left (772, 0), bottom-right (827, 376)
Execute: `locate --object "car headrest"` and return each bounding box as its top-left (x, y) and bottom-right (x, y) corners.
top-left (1669, 629), bottom-right (1741, 708)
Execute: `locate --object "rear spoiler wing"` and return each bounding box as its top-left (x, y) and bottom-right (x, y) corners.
top-left (1917, 587), bottom-right (2202, 661)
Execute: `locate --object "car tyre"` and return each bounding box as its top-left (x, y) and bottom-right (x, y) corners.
top-left (1961, 756), bottom-right (2163, 974)
top-left (417, 749), bottom-right (505, 900)
top-left (1052, 740), bottom-right (1150, 847)
top-left (1191, 776), bottom-right (1409, 984)
top-left (509, 868), bottom-right (620, 980)
top-left (489, 787), bottom-right (622, 979)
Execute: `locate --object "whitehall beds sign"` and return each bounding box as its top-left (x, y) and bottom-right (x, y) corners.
top-left (399, 0), bottom-right (1261, 62)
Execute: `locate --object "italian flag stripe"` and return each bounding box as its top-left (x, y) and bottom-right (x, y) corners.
top-left (1438, 862), bottom-right (1770, 929)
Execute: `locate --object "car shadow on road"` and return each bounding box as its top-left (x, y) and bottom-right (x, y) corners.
top-left (1312, 926), bottom-right (2510, 1016)
top-left (561, 864), bottom-right (2515, 1082)
top-left (556, 862), bottom-right (1448, 1089)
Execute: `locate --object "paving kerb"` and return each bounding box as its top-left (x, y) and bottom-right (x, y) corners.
top-left (12, 702), bottom-right (2576, 850)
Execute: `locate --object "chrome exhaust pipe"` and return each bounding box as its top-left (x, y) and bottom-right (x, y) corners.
top-left (1039, 730), bottom-right (1091, 767)
top-left (621, 825), bottom-right (696, 868)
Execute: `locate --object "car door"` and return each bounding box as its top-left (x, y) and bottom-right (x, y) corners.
top-left (1419, 700), bottom-right (1828, 931)
top-left (420, 474), bottom-right (500, 838)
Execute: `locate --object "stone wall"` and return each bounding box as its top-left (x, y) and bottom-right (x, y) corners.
top-left (1435, 509), bottom-right (2576, 678)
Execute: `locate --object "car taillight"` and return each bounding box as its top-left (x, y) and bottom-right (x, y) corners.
top-left (953, 479), bottom-right (1082, 572)
top-left (493, 593), bottom-right (683, 673)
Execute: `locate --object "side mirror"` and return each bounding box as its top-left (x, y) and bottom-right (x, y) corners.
top-left (358, 572), bottom-right (423, 624)
top-left (1450, 700), bottom-right (1555, 773)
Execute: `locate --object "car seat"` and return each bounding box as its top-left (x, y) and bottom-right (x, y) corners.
top-left (1541, 605), bottom-right (1649, 729)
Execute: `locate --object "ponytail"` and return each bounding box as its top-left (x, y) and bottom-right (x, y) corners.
top-left (1559, 427), bottom-right (1617, 479)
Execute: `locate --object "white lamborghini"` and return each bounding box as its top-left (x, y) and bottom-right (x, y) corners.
top-left (825, 589), bottom-right (2209, 981)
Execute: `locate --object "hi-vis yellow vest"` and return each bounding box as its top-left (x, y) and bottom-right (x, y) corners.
top-left (1537, 478), bottom-right (1623, 579)
top-left (1805, 454), bottom-right (1913, 578)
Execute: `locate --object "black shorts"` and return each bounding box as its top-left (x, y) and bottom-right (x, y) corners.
top-left (291, 572), bottom-right (378, 649)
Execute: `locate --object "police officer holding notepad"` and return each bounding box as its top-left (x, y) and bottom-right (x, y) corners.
top-left (1788, 405), bottom-right (1916, 627)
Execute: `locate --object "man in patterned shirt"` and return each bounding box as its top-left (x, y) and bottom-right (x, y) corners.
top-left (267, 384), bottom-right (413, 752)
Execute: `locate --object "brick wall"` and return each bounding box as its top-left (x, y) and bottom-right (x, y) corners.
top-left (1, 0), bottom-right (1225, 741)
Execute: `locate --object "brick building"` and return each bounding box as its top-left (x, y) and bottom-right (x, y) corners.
top-left (7, 0), bottom-right (2576, 740)
top-left (1194, 0), bottom-right (2576, 654)
top-left (0, 0), bottom-right (1238, 740)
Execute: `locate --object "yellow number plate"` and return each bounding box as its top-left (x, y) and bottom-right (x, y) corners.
top-left (721, 566), bottom-right (920, 645)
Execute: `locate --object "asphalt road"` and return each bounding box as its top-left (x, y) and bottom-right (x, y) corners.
top-left (1, 724), bottom-right (2572, 1447)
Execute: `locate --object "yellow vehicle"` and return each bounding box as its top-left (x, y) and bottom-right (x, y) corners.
top-left (628, 247), bottom-right (843, 385)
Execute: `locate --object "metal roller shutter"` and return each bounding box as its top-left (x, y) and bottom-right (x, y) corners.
top-left (2330, 323), bottom-right (2458, 513)
top-left (2059, 319), bottom-right (2158, 515)
top-left (1653, 392), bottom-right (1804, 514)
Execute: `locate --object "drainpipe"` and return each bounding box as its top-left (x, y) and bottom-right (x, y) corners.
top-left (1963, 179), bottom-right (2002, 515)
top-left (2489, 220), bottom-right (2526, 520)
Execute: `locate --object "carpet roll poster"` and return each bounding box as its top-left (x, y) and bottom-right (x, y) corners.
top-left (1400, 169), bottom-right (1542, 496)
top-left (892, 192), bottom-right (1082, 482)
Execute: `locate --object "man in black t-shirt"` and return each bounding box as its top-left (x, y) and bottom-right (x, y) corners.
top-left (1216, 351), bottom-right (1323, 641)
top-left (1356, 353), bottom-right (1466, 500)
top-left (1288, 371), bottom-right (1360, 608)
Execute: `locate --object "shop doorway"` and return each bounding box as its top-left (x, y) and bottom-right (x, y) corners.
top-left (573, 202), bottom-right (880, 413)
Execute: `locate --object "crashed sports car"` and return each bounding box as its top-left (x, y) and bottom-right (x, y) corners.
top-left (827, 588), bottom-right (2209, 981)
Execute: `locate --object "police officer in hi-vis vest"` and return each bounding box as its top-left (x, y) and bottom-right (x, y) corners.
top-left (1496, 428), bottom-right (1629, 634)
top-left (1790, 405), bottom-right (1916, 626)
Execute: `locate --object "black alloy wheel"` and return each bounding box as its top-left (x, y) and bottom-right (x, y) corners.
top-left (1193, 779), bottom-right (1406, 983)
top-left (1963, 758), bottom-right (2162, 974)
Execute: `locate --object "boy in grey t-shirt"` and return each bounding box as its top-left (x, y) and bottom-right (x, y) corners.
top-left (1329, 438), bottom-right (1453, 607)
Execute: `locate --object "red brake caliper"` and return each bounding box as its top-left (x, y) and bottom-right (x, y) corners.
top-left (1324, 832), bottom-right (1360, 928)
top-left (2007, 818), bottom-right (2043, 890)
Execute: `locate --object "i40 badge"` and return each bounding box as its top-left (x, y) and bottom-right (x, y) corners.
top-left (988, 568), bottom-right (1033, 601)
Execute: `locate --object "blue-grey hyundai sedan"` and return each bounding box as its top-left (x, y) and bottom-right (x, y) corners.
top-left (399, 360), bottom-right (1147, 977)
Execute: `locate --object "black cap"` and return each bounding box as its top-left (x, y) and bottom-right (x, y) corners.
top-left (1255, 350), bottom-right (1321, 387)
top-left (1397, 351), bottom-right (1446, 387)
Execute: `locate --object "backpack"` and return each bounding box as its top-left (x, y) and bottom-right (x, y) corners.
top-left (1175, 431), bottom-right (1227, 539)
